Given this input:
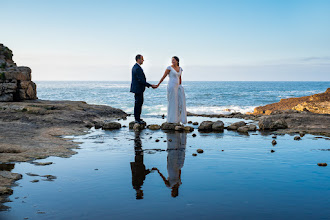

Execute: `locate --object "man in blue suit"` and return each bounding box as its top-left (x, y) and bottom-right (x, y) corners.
top-left (130, 54), bottom-right (156, 123)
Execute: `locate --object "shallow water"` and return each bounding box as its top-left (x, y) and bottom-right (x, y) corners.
top-left (1, 116), bottom-right (330, 220)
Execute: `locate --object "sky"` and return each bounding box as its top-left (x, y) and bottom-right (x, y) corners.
top-left (1, 0), bottom-right (330, 81)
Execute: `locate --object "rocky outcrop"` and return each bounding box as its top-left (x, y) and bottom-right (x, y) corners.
top-left (0, 44), bottom-right (37, 101)
top-left (257, 110), bottom-right (330, 136)
top-left (252, 88), bottom-right (330, 115)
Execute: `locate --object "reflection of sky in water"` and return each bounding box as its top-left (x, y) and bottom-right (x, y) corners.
top-left (35, 81), bottom-right (330, 115)
top-left (2, 116), bottom-right (330, 220)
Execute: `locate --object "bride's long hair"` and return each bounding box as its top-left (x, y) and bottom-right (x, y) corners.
top-left (172, 56), bottom-right (179, 66)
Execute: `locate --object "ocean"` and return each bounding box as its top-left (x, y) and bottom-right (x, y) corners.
top-left (35, 81), bottom-right (330, 115)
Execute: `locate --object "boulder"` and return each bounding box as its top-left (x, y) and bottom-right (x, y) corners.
top-left (184, 126), bottom-right (194, 132)
top-left (129, 121), bottom-right (146, 129)
top-left (259, 118), bottom-right (288, 130)
top-left (247, 124), bottom-right (257, 131)
top-left (102, 122), bottom-right (121, 130)
top-left (198, 121), bottom-right (214, 131)
top-left (148, 124), bottom-right (160, 130)
top-left (212, 120), bottom-right (224, 131)
top-left (175, 125), bottom-right (184, 131)
top-left (237, 126), bottom-right (249, 133)
top-left (161, 122), bottom-right (180, 130)
top-left (227, 121), bottom-right (246, 130)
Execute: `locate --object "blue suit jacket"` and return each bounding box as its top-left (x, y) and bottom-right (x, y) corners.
top-left (130, 63), bottom-right (151, 93)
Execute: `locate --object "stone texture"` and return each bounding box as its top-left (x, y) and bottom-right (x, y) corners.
top-left (212, 120), bottom-right (224, 131)
top-left (227, 121), bottom-right (246, 130)
top-left (102, 122), bottom-right (121, 130)
top-left (198, 121), bottom-right (214, 131)
top-left (161, 122), bottom-right (181, 130)
top-left (259, 118), bottom-right (288, 130)
top-left (148, 124), bottom-right (160, 130)
top-left (0, 44), bottom-right (37, 101)
top-left (253, 88), bottom-right (330, 115)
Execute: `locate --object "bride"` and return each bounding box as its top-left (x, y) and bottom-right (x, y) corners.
top-left (155, 56), bottom-right (187, 124)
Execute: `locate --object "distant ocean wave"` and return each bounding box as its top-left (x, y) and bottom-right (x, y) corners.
top-left (35, 81), bottom-right (330, 116)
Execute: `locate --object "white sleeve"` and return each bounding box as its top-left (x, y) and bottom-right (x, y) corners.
top-left (166, 66), bottom-right (171, 70)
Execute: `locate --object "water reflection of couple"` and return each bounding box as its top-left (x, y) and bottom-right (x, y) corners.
top-left (130, 131), bottom-right (187, 199)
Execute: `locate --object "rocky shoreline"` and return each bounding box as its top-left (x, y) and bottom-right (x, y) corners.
top-left (0, 99), bottom-right (127, 209)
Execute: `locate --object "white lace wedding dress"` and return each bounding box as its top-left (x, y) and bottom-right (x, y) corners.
top-left (166, 66), bottom-right (187, 124)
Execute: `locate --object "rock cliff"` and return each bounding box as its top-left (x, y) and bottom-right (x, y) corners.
top-left (252, 88), bottom-right (330, 115)
top-left (0, 44), bottom-right (37, 101)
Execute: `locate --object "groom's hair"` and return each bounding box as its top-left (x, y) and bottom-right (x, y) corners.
top-left (135, 54), bottom-right (142, 61)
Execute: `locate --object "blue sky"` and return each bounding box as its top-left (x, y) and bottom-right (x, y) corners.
top-left (1, 0), bottom-right (329, 81)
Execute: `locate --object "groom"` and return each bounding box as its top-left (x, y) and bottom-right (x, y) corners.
top-left (130, 54), bottom-right (156, 124)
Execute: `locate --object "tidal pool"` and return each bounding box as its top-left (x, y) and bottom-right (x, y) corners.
top-left (1, 116), bottom-right (330, 220)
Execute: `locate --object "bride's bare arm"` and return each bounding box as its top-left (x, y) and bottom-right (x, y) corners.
top-left (179, 75), bottom-right (182, 85)
top-left (157, 69), bottom-right (170, 87)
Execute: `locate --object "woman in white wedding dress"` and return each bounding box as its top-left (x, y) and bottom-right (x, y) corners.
top-left (156, 56), bottom-right (187, 124)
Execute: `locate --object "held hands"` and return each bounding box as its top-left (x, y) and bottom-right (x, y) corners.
top-left (151, 84), bottom-right (159, 89)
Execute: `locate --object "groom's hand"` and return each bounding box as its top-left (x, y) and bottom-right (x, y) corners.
top-left (151, 84), bottom-right (158, 89)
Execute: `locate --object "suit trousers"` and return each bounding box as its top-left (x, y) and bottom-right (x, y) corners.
top-left (134, 93), bottom-right (144, 121)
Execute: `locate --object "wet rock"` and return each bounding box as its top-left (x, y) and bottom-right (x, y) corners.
top-left (129, 121), bottom-right (146, 130)
top-left (197, 149), bottom-right (204, 153)
top-left (155, 139), bottom-right (160, 142)
top-left (271, 150), bottom-right (275, 153)
top-left (31, 179), bottom-right (39, 183)
top-left (161, 122), bottom-right (181, 130)
top-left (247, 124), bottom-right (257, 131)
top-left (272, 140), bottom-right (277, 145)
top-left (192, 134), bottom-right (197, 137)
top-left (272, 135), bottom-right (277, 139)
top-left (198, 121), bottom-right (214, 131)
top-left (212, 120), bottom-right (224, 131)
top-left (0, 171), bottom-right (23, 180)
top-left (133, 123), bottom-right (142, 131)
top-left (299, 132), bottom-right (305, 137)
top-left (168, 139), bottom-right (172, 142)
top-left (237, 126), bottom-right (249, 133)
top-left (294, 136), bottom-right (301, 140)
top-left (102, 122), bottom-right (121, 130)
top-left (192, 153), bottom-right (197, 156)
top-left (188, 121), bottom-right (192, 124)
top-left (175, 126), bottom-right (185, 131)
top-left (41, 175), bottom-right (57, 181)
top-left (148, 124), bottom-right (160, 130)
top-left (221, 150), bottom-right (224, 151)
top-left (317, 163), bottom-right (327, 167)
top-left (84, 122), bottom-right (94, 128)
top-left (163, 140), bottom-right (167, 142)
top-left (122, 125), bottom-right (127, 128)
top-left (26, 173), bottom-right (39, 177)
top-left (94, 121), bottom-right (104, 129)
top-left (192, 122), bottom-right (199, 125)
top-left (184, 126), bottom-right (194, 132)
top-left (227, 121), bottom-right (246, 130)
top-left (32, 162), bottom-right (53, 166)
top-left (162, 114), bottom-right (165, 119)
top-left (259, 118), bottom-right (288, 130)
top-left (0, 187), bottom-right (13, 195)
